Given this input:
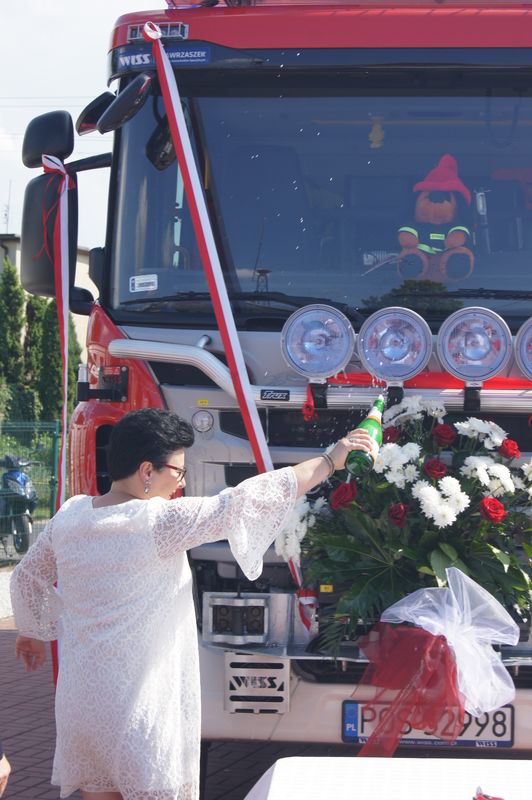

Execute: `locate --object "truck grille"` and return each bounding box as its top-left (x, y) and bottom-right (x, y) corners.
top-left (220, 409), bottom-right (532, 451)
top-left (220, 408), bottom-right (365, 447)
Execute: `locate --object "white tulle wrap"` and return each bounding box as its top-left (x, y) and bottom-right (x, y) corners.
top-left (380, 567), bottom-right (520, 716)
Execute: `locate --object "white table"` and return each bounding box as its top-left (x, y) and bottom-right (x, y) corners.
top-left (243, 756), bottom-right (532, 800)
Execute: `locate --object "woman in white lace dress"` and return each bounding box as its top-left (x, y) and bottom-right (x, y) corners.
top-left (10, 408), bottom-right (372, 800)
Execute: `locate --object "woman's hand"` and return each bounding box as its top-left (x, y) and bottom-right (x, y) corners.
top-left (15, 636), bottom-right (46, 672)
top-left (293, 428), bottom-right (375, 497)
top-left (328, 429), bottom-right (375, 471)
top-left (0, 754), bottom-right (10, 798)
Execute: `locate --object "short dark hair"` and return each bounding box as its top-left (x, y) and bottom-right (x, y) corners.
top-left (107, 409), bottom-right (194, 481)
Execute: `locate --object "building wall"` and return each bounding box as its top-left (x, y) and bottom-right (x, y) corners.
top-left (0, 234), bottom-right (98, 361)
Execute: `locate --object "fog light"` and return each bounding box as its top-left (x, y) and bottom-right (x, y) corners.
top-left (437, 307), bottom-right (512, 382)
top-left (191, 410), bottom-right (214, 432)
top-left (357, 307), bottom-right (432, 382)
top-left (281, 304), bottom-right (355, 379)
top-left (514, 318), bottom-right (532, 380)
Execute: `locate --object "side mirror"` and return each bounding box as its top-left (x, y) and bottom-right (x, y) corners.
top-left (22, 111), bottom-right (74, 168)
top-left (20, 171), bottom-right (93, 314)
top-left (76, 92), bottom-right (116, 136)
top-left (97, 73), bottom-right (153, 133)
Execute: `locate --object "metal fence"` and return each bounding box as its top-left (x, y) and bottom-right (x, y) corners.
top-left (0, 420), bottom-right (60, 560)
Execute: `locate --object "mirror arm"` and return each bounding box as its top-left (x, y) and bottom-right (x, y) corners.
top-left (66, 153), bottom-right (112, 174)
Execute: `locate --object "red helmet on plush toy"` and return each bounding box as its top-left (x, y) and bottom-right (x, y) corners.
top-left (413, 154), bottom-right (471, 206)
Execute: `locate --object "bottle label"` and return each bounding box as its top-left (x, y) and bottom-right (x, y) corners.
top-left (368, 438), bottom-right (379, 463)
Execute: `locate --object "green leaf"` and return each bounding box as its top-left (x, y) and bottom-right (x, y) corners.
top-left (439, 542), bottom-right (459, 562)
top-left (522, 543), bottom-right (532, 559)
top-left (429, 548), bottom-right (453, 582)
top-left (486, 543), bottom-right (511, 571)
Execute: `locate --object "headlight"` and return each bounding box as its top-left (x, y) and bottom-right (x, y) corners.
top-left (436, 307), bottom-right (512, 382)
top-left (281, 304), bottom-right (355, 379)
top-left (514, 317), bottom-right (532, 380)
top-left (356, 307), bottom-right (432, 382)
top-left (191, 410), bottom-right (214, 433)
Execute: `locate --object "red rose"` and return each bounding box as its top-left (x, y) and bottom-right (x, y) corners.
top-left (388, 503), bottom-right (409, 528)
top-left (432, 423), bottom-right (456, 447)
top-left (383, 426), bottom-right (401, 443)
top-left (330, 481), bottom-right (357, 510)
top-left (424, 458), bottom-right (448, 480)
top-left (498, 439), bottom-right (521, 460)
top-left (479, 496), bottom-right (507, 524)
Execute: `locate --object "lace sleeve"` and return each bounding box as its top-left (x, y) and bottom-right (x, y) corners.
top-left (10, 518), bottom-right (63, 640)
top-left (151, 466), bottom-right (298, 580)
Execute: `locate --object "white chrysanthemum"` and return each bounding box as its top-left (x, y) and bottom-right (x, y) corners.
top-left (431, 504), bottom-right (458, 529)
top-left (513, 476), bottom-right (526, 491)
top-left (521, 461), bottom-right (532, 481)
top-left (402, 443), bottom-right (421, 461)
top-left (312, 496), bottom-right (327, 513)
top-left (460, 455), bottom-right (494, 487)
top-left (383, 395), bottom-right (428, 427)
top-left (412, 478), bottom-right (468, 528)
top-left (386, 470), bottom-right (407, 489)
top-left (423, 400), bottom-right (447, 422)
top-left (275, 497), bottom-right (311, 565)
top-left (487, 463), bottom-right (515, 495)
top-left (439, 477), bottom-right (470, 514)
top-left (404, 464), bottom-right (419, 483)
top-left (455, 417), bottom-right (507, 450)
top-left (411, 479), bottom-right (432, 498)
top-left (374, 443), bottom-right (403, 472)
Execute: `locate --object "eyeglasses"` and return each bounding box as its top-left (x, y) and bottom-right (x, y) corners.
top-left (163, 464), bottom-right (187, 480)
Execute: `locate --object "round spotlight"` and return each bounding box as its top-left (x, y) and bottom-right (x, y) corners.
top-left (437, 307), bottom-right (512, 382)
top-left (281, 304), bottom-right (355, 379)
top-left (356, 307), bottom-right (432, 382)
top-left (514, 317), bottom-right (532, 380)
top-left (191, 409), bottom-right (214, 433)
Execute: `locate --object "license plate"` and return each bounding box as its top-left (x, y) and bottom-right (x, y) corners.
top-left (342, 702), bottom-right (514, 748)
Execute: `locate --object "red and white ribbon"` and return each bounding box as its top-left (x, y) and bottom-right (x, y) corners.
top-left (143, 22), bottom-right (313, 627)
top-left (143, 21), bottom-right (272, 474)
top-left (41, 154), bottom-right (70, 511)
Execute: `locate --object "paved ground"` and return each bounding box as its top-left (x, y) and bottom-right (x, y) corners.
top-left (2, 565), bottom-right (529, 799)
top-left (0, 606), bottom-right (360, 800)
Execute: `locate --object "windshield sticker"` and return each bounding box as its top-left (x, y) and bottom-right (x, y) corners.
top-left (129, 274), bottom-right (158, 293)
top-left (167, 46), bottom-right (211, 65)
top-left (116, 45), bottom-right (210, 72)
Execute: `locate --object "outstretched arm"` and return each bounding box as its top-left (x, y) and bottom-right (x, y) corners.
top-left (292, 428), bottom-right (373, 496)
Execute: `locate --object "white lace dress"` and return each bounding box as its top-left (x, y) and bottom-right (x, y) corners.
top-left (10, 467), bottom-right (297, 800)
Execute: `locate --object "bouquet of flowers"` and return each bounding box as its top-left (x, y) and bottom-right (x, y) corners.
top-left (276, 396), bottom-right (532, 644)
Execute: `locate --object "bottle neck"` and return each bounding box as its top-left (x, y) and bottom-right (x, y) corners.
top-left (367, 404), bottom-right (383, 422)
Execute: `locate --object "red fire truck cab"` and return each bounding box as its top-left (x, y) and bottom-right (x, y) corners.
top-left (20, 0), bottom-right (532, 754)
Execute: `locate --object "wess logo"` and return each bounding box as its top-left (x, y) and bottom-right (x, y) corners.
top-left (260, 389), bottom-right (290, 402)
top-left (229, 676), bottom-right (284, 691)
top-left (119, 54), bottom-right (151, 67)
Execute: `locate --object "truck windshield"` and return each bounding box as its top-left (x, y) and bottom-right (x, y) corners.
top-left (109, 67), bottom-right (532, 329)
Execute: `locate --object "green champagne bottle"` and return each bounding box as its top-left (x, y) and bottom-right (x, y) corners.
top-left (345, 395), bottom-right (385, 477)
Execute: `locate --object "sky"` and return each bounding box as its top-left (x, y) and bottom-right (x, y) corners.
top-left (0, 0), bottom-right (166, 248)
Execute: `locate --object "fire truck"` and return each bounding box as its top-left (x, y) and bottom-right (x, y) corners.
top-left (19, 0), bottom-right (532, 754)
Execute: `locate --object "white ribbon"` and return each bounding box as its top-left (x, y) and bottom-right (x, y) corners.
top-left (42, 154), bottom-right (70, 509)
top-left (381, 567), bottom-right (520, 716)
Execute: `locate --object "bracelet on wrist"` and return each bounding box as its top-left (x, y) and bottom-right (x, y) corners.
top-left (321, 452), bottom-right (335, 479)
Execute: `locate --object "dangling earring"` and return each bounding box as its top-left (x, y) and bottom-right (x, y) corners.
top-left (144, 481), bottom-right (150, 495)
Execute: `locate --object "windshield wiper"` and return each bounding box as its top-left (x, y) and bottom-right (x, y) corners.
top-left (229, 291), bottom-right (365, 321)
top-left (120, 291), bottom-right (212, 307)
top-left (383, 289), bottom-right (532, 300)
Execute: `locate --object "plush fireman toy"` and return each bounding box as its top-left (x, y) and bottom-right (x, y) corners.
top-left (398, 154), bottom-right (474, 281)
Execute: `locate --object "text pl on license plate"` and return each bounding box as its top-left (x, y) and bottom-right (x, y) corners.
top-left (342, 702), bottom-right (514, 748)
